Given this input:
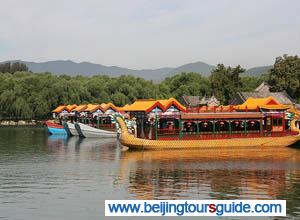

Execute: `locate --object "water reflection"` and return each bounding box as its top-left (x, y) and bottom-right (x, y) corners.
top-left (119, 148), bottom-right (300, 216)
top-left (46, 135), bottom-right (119, 162)
top-left (0, 128), bottom-right (121, 220)
top-left (1, 127), bottom-right (300, 219)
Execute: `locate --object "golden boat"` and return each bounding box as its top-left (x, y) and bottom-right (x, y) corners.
top-left (116, 115), bottom-right (300, 150)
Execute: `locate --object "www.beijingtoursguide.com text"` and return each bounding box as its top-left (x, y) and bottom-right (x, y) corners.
top-left (105, 200), bottom-right (286, 217)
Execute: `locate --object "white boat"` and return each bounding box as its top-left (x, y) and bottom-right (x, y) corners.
top-left (75, 122), bottom-right (117, 138)
top-left (63, 122), bottom-right (79, 136)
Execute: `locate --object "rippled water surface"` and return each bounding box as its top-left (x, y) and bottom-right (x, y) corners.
top-left (1, 126), bottom-right (300, 220)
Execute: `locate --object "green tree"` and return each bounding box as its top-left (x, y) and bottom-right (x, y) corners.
top-left (210, 64), bottom-right (245, 104)
top-left (111, 92), bottom-right (129, 106)
top-left (240, 76), bottom-right (264, 92)
top-left (0, 62), bottom-right (11, 73)
top-left (162, 72), bottom-right (210, 100)
top-left (268, 55), bottom-right (300, 99)
top-left (0, 62), bottom-right (29, 74)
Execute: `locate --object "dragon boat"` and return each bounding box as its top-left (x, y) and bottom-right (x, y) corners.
top-left (116, 96), bottom-right (300, 150)
top-left (115, 114), bottom-right (300, 150)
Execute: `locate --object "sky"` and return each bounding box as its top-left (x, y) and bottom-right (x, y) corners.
top-left (0, 0), bottom-right (299, 69)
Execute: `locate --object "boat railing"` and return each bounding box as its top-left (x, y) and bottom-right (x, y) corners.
top-left (155, 130), bottom-right (298, 140)
top-left (86, 123), bottom-right (115, 129)
top-left (98, 124), bottom-right (115, 128)
top-left (186, 105), bottom-right (260, 113)
top-left (157, 128), bottom-right (180, 135)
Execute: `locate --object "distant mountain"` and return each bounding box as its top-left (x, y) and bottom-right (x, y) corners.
top-left (2, 60), bottom-right (214, 81)
top-left (244, 65), bottom-right (272, 76)
top-left (2, 60), bottom-right (271, 80)
top-left (167, 61), bottom-right (216, 77)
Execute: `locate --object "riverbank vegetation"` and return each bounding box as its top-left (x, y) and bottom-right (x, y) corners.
top-left (0, 55), bottom-right (299, 120)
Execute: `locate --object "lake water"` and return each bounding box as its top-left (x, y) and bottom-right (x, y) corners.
top-left (0, 126), bottom-right (300, 220)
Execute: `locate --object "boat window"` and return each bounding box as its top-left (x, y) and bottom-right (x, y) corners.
top-left (273, 118), bottom-right (282, 126)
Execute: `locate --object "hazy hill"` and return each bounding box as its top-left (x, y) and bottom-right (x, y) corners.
top-left (2, 60), bottom-right (271, 80)
top-left (244, 65), bottom-right (272, 76)
top-left (167, 61), bottom-right (215, 77)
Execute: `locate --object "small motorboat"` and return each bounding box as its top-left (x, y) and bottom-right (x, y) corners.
top-left (63, 122), bottom-right (79, 136)
top-left (45, 121), bottom-right (67, 135)
top-left (75, 122), bottom-right (117, 138)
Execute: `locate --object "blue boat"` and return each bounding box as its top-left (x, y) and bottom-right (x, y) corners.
top-left (45, 121), bottom-right (67, 135)
top-left (47, 126), bottom-right (67, 135)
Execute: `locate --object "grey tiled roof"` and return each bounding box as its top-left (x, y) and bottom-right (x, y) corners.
top-left (182, 95), bottom-right (220, 106)
top-left (182, 95), bottom-right (201, 106)
top-left (238, 91), bottom-right (294, 105)
top-left (235, 82), bottom-right (295, 105)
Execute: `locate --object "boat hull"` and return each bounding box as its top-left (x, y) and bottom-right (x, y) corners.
top-left (63, 122), bottom-right (79, 136)
top-left (45, 121), bottom-right (67, 135)
top-left (75, 122), bottom-right (117, 138)
top-left (120, 134), bottom-right (300, 150)
top-left (116, 116), bottom-right (300, 150)
top-left (47, 126), bottom-right (67, 135)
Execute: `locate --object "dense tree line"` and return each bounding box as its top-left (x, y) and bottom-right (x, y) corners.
top-left (268, 55), bottom-right (300, 98)
top-left (0, 55), bottom-right (299, 120)
top-left (0, 62), bottom-right (29, 74)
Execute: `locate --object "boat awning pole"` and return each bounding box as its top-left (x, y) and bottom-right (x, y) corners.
top-left (155, 115), bottom-right (158, 140)
top-left (282, 112), bottom-right (285, 131)
top-left (179, 117), bottom-right (183, 139)
top-left (260, 118), bottom-right (263, 136)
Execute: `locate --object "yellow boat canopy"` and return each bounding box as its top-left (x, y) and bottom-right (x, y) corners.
top-left (72, 104), bottom-right (88, 112)
top-left (66, 104), bottom-right (77, 112)
top-left (121, 99), bottom-right (162, 112)
top-left (52, 103), bottom-right (120, 113)
top-left (52, 105), bottom-right (66, 113)
top-left (99, 102), bottom-right (119, 112)
top-left (121, 98), bottom-right (186, 113)
top-left (84, 104), bottom-right (100, 112)
top-left (235, 96), bottom-right (290, 110)
top-left (157, 98), bottom-right (186, 112)
top-left (52, 104), bottom-right (77, 113)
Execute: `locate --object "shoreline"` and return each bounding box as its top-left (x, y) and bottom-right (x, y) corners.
top-left (0, 120), bottom-right (43, 126)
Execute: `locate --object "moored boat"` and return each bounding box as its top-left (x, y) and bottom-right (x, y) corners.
top-left (116, 96), bottom-right (300, 150)
top-left (63, 122), bottom-right (79, 136)
top-left (45, 121), bottom-right (67, 135)
top-left (116, 114), bottom-right (300, 150)
top-left (75, 122), bottom-right (117, 138)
